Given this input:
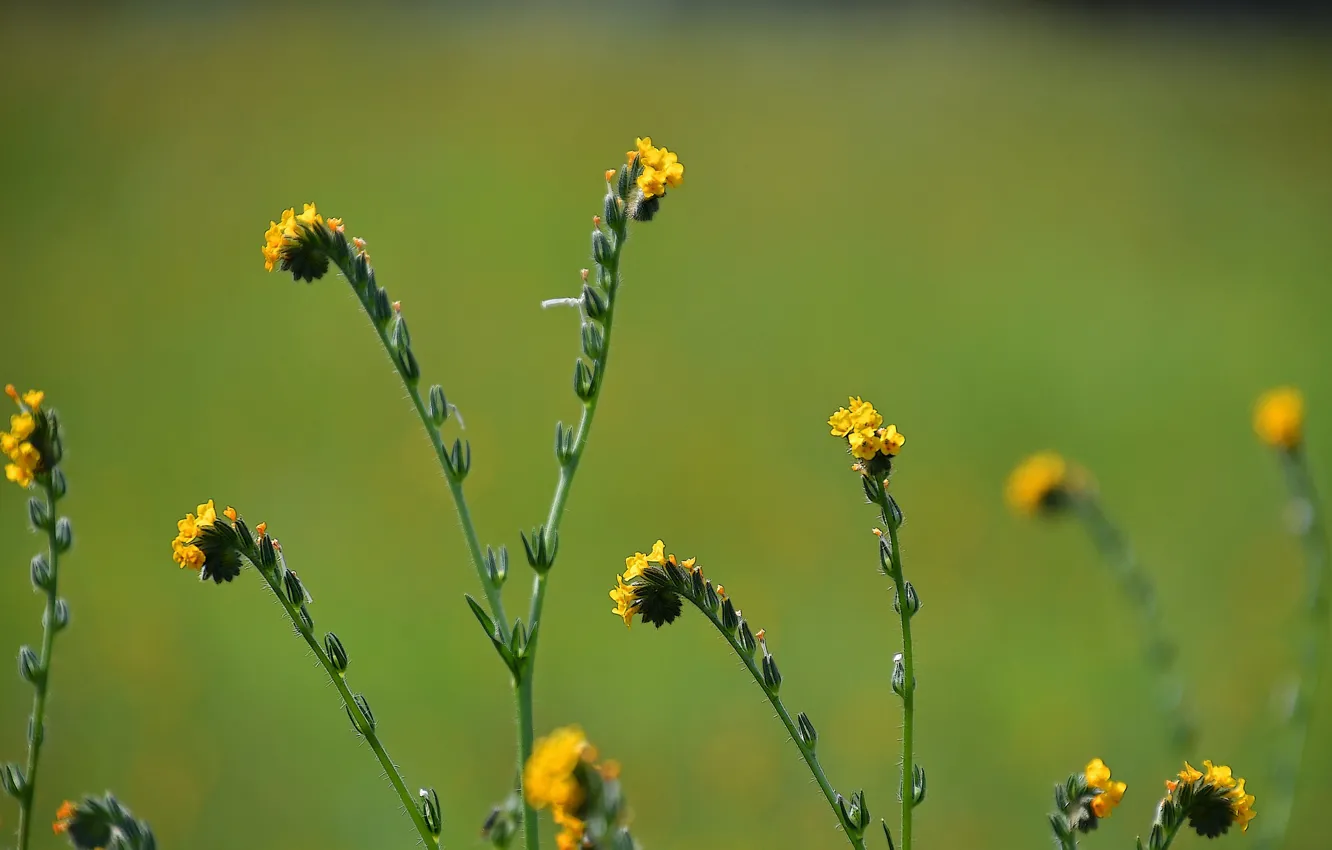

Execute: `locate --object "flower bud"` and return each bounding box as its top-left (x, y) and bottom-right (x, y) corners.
top-left (0, 762), bottom-right (23, 798)
top-left (573, 359), bottom-right (596, 401)
top-left (604, 192), bottom-right (623, 230)
top-left (297, 606), bottom-right (314, 634)
top-left (449, 438), bottom-right (471, 479)
top-left (891, 653), bottom-right (907, 696)
top-left (353, 693), bottom-right (376, 732)
top-left (257, 533), bottom-right (277, 568)
top-left (720, 597), bottom-right (739, 631)
top-left (397, 346), bottom-right (420, 382)
top-left (55, 517), bottom-right (73, 553)
top-left (428, 385), bottom-right (449, 426)
top-left (50, 598), bottom-right (70, 632)
top-left (894, 581), bottom-right (921, 617)
top-left (911, 764), bottom-right (927, 806)
top-left (738, 620), bottom-right (757, 655)
top-left (581, 322), bottom-right (605, 361)
top-left (232, 517), bottom-right (255, 552)
top-left (581, 284), bottom-right (607, 319)
top-left (50, 468), bottom-right (67, 499)
top-left (30, 554), bottom-right (52, 591)
top-left (27, 497), bottom-right (50, 531)
top-left (591, 229), bottom-right (611, 265)
top-left (283, 569), bottom-right (306, 605)
top-left (371, 287), bottom-right (393, 325)
top-left (324, 632), bottom-right (349, 673)
top-left (485, 545), bottom-right (509, 587)
top-left (796, 711), bottom-right (817, 749)
top-left (520, 527), bottom-right (558, 573)
top-left (18, 646), bottom-right (41, 684)
top-left (420, 787), bottom-right (444, 837)
top-left (761, 653), bottom-right (782, 691)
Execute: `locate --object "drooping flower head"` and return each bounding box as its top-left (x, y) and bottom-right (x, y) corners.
top-left (53, 794), bottom-right (155, 850)
top-left (2, 385), bottom-right (58, 489)
top-left (622, 137), bottom-right (685, 221)
top-left (610, 540), bottom-right (693, 629)
top-left (1254, 387), bottom-right (1304, 450)
top-left (1163, 760), bottom-right (1256, 837)
top-left (828, 396), bottom-right (905, 482)
top-left (169, 499), bottom-right (253, 583)
top-left (262, 203), bottom-right (342, 282)
top-left (1006, 452), bottom-right (1088, 516)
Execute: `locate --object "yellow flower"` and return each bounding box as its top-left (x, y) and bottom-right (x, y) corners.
top-left (5, 462), bottom-right (33, 488)
top-left (1254, 387), bottom-right (1303, 449)
top-left (634, 137), bottom-right (663, 169)
top-left (1084, 758), bottom-right (1126, 819)
top-left (1005, 452), bottom-right (1069, 515)
top-left (1167, 760), bottom-right (1256, 836)
top-left (610, 577), bottom-right (638, 627)
top-left (1230, 778), bottom-right (1256, 833)
top-left (637, 166), bottom-right (667, 199)
top-left (172, 540), bottom-right (206, 570)
top-left (1202, 760), bottom-right (1235, 790)
top-left (629, 137), bottom-right (684, 200)
top-left (171, 500), bottom-right (219, 570)
top-left (525, 726), bottom-right (592, 812)
top-left (52, 800), bottom-right (77, 834)
top-left (21, 390), bottom-right (43, 411)
top-left (8, 412), bottom-right (35, 441)
top-left (880, 424), bottom-right (905, 455)
top-left (262, 203), bottom-right (325, 272)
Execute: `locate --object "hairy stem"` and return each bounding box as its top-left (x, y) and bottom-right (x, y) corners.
top-left (876, 496), bottom-right (916, 850)
top-left (1073, 498), bottom-right (1194, 753)
top-left (254, 556), bottom-right (435, 846)
top-left (515, 675), bottom-right (539, 850)
top-left (16, 480), bottom-right (60, 850)
top-left (1259, 446), bottom-right (1330, 850)
top-left (690, 595), bottom-right (867, 850)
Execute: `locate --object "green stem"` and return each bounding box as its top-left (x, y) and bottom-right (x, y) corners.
top-left (16, 480), bottom-right (60, 850)
top-left (254, 557), bottom-right (435, 846)
top-left (515, 675), bottom-right (539, 850)
top-left (877, 497), bottom-right (915, 850)
top-left (1259, 446), bottom-right (1330, 850)
top-left (337, 260), bottom-right (508, 640)
top-left (1073, 498), bottom-right (1194, 754)
top-left (1155, 815), bottom-right (1186, 850)
top-left (690, 596), bottom-right (867, 850)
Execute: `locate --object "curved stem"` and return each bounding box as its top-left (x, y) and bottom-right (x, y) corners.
top-left (1259, 446), bottom-right (1330, 850)
top-left (335, 257), bottom-right (508, 640)
top-left (877, 497), bottom-right (916, 850)
top-left (1073, 498), bottom-right (1194, 754)
top-left (688, 596), bottom-right (867, 850)
top-left (16, 479), bottom-right (60, 850)
top-left (254, 557), bottom-right (435, 846)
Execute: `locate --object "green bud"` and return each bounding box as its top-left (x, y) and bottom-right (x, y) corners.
top-left (737, 620), bottom-right (757, 655)
top-left (30, 554), bottom-right (52, 591)
top-left (520, 527), bottom-right (558, 573)
top-left (428, 385), bottom-right (449, 426)
top-left (485, 545), bottom-right (509, 587)
top-left (894, 581), bottom-right (920, 617)
top-left (47, 598), bottom-right (70, 632)
top-left (603, 192), bottom-right (623, 230)
top-left (703, 580), bottom-right (721, 614)
top-left (0, 762), bottom-right (23, 798)
top-left (449, 438), bottom-right (471, 479)
top-left (257, 534), bottom-right (277, 568)
top-left (283, 569), bottom-right (306, 605)
top-left (591, 229), bottom-right (611, 265)
top-left (721, 597), bottom-right (739, 631)
top-left (581, 322), bottom-right (605, 361)
top-left (18, 646), bottom-right (41, 684)
top-left (27, 497), bottom-right (50, 531)
top-left (232, 517), bottom-right (255, 552)
top-left (420, 787), bottom-right (444, 837)
top-left (761, 653), bottom-right (782, 691)
top-left (581, 284), bottom-right (607, 319)
top-left (397, 346), bottom-right (420, 382)
top-left (371, 287), bottom-right (393, 324)
top-left (347, 693), bottom-right (375, 733)
top-left (297, 606), bottom-right (314, 634)
top-left (324, 632), bottom-right (349, 673)
top-left (54, 517), bottom-right (73, 552)
top-left (50, 468), bottom-right (67, 499)
top-left (911, 765), bottom-right (927, 806)
top-left (796, 711), bottom-right (817, 749)
top-left (573, 360), bottom-right (596, 401)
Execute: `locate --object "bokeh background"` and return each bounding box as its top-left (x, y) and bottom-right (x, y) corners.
top-left (2, 3), bottom-right (1330, 848)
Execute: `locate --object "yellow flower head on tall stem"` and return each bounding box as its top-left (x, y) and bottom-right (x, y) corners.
top-left (628, 137), bottom-right (685, 201)
top-left (828, 396), bottom-right (905, 475)
top-left (1166, 760), bottom-right (1256, 837)
top-left (1084, 758), bottom-right (1126, 819)
top-left (1254, 387), bottom-right (1303, 449)
top-left (262, 203), bottom-right (326, 272)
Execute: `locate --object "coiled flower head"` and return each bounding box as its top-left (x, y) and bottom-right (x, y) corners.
top-left (2, 385), bottom-right (58, 489)
top-left (610, 539), bottom-right (693, 628)
top-left (1164, 760), bottom-right (1256, 837)
top-left (170, 500), bottom-right (253, 583)
top-left (1254, 387), bottom-right (1303, 450)
top-left (623, 136), bottom-right (685, 221)
top-left (262, 203), bottom-right (343, 282)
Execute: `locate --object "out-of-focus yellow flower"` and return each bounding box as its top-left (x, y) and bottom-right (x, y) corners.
top-left (52, 800), bottom-right (77, 835)
top-left (525, 726), bottom-right (600, 850)
top-left (1254, 387), bottom-right (1303, 449)
top-left (1005, 452), bottom-right (1069, 515)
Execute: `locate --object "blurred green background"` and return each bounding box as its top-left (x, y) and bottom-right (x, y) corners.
top-left (2, 6), bottom-right (1330, 849)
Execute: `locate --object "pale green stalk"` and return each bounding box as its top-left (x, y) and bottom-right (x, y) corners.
top-left (1259, 446), bottom-right (1329, 850)
top-left (874, 493), bottom-right (916, 850)
top-left (15, 479), bottom-right (60, 850)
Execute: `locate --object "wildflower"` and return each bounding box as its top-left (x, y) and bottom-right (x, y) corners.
top-left (1164, 760), bottom-right (1256, 837)
top-left (2, 386), bottom-right (55, 489)
top-left (170, 499), bottom-right (245, 583)
top-left (262, 202), bottom-right (337, 281)
top-left (609, 540), bottom-right (686, 628)
top-left (1083, 758), bottom-right (1126, 819)
top-left (625, 136), bottom-right (685, 221)
top-left (51, 799), bottom-right (111, 849)
top-left (1005, 452), bottom-right (1082, 515)
top-left (1254, 387), bottom-right (1303, 450)
top-left (828, 396), bottom-right (905, 480)
top-left (525, 726), bottom-right (599, 850)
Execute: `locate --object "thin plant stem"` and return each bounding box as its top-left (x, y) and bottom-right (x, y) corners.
top-left (1072, 497), bottom-right (1194, 754)
top-left (15, 479), bottom-right (60, 850)
top-left (874, 494), bottom-right (916, 850)
top-left (684, 594), bottom-right (867, 850)
top-left (253, 553), bottom-right (436, 846)
top-left (1154, 815), bottom-right (1186, 850)
top-left (515, 676), bottom-right (539, 850)
top-left (1259, 446), bottom-right (1330, 850)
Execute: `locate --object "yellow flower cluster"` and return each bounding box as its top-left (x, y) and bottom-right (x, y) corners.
top-left (524, 726), bottom-right (602, 850)
top-left (1005, 452), bottom-right (1069, 515)
top-left (629, 137), bottom-right (684, 200)
top-left (1254, 387), bottom-right (1303, 450)
top-left (262, 203), bottom-right (335, 271)
top-left (52, 800), bottom-right (77, 835)
top-left (1167, 760), bottom-right (1256, 833)
top-left (2, 385), bottom-right (45, 488)
top-left (828, 396), bottom-right (905, 462)
top-left (1084, 758), bottom-right (1126, 819)
top-left (610, 540), bottom-right (697, 628)
top-left (171, 499), bottom-right (219, 570)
